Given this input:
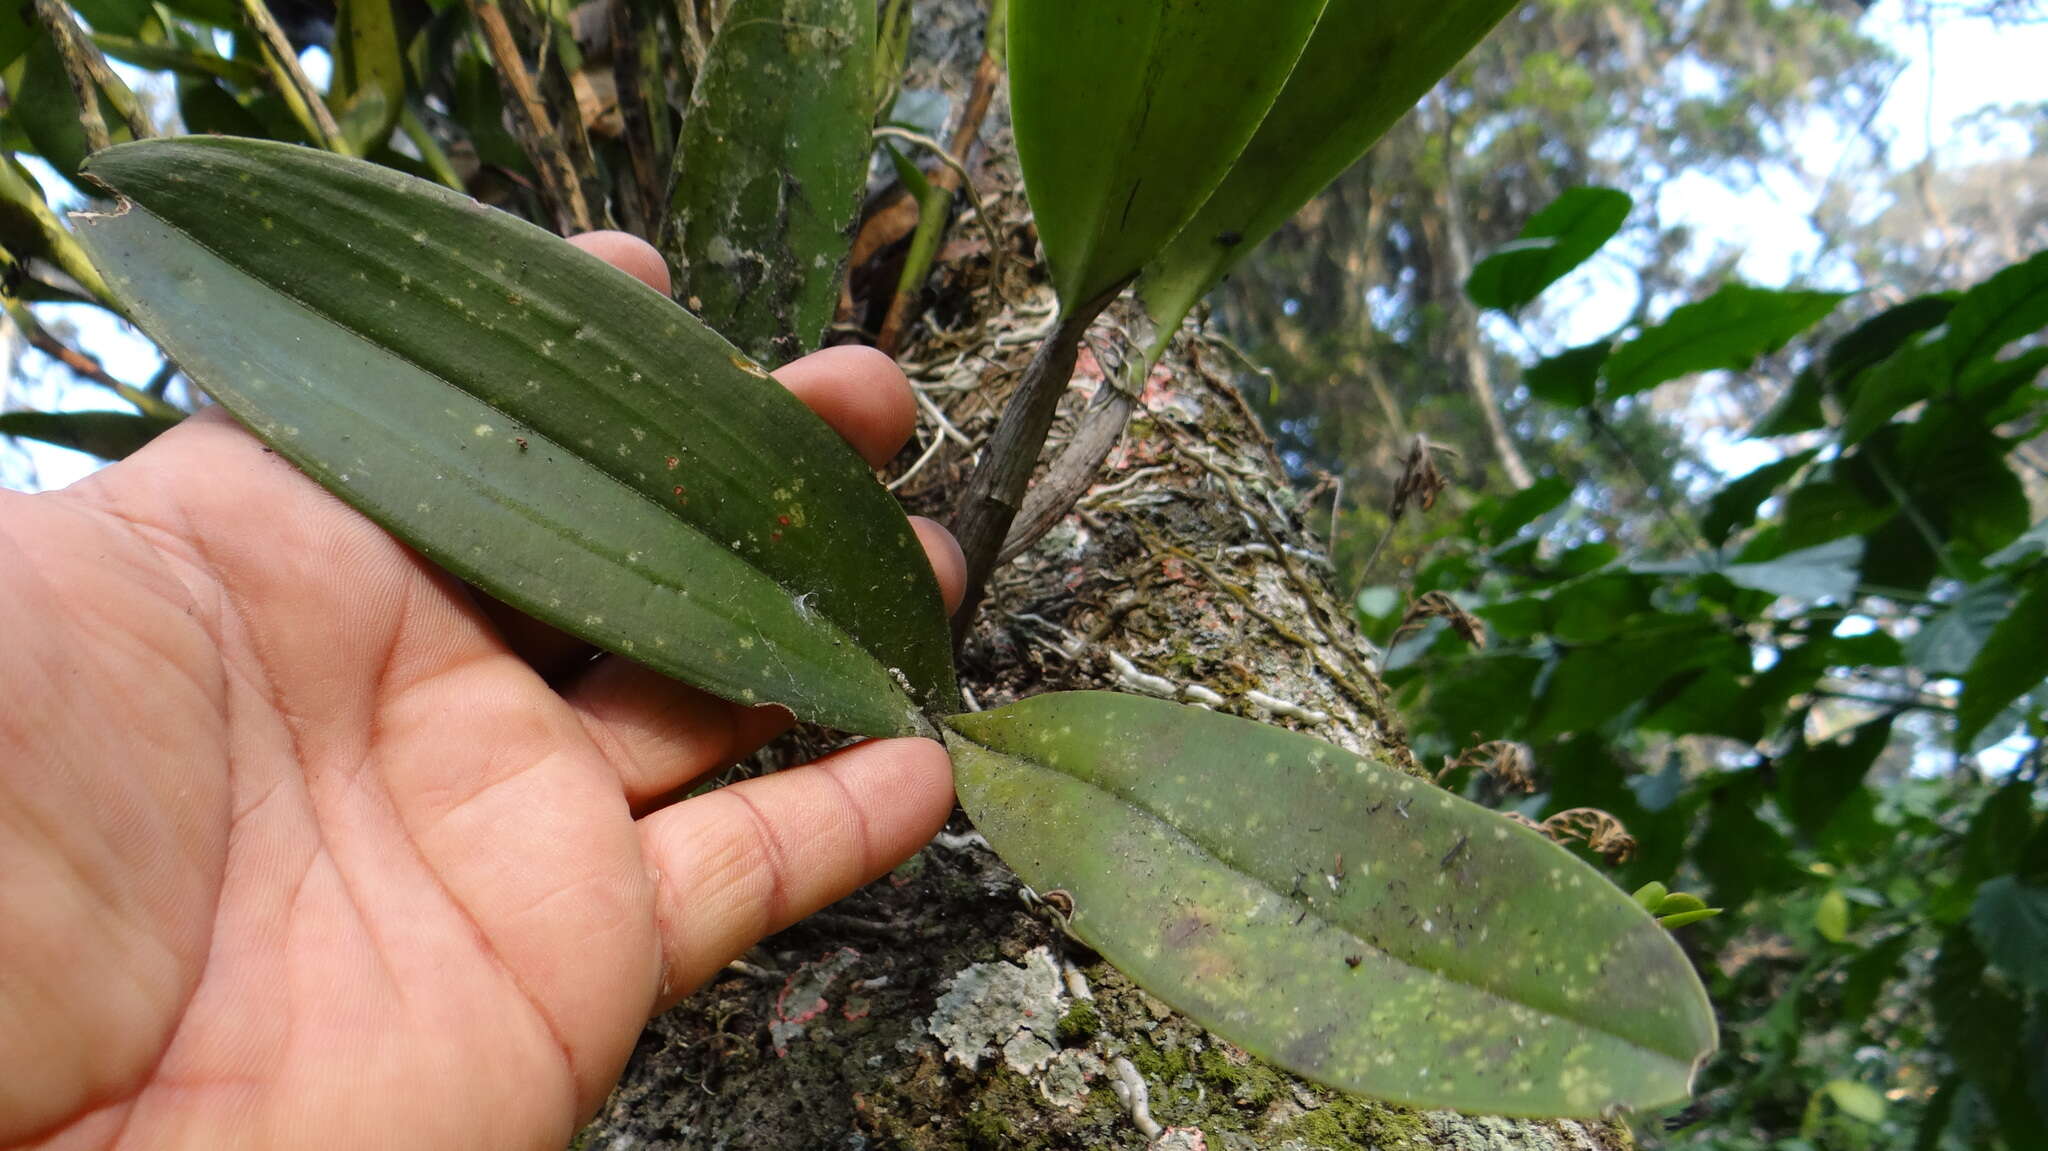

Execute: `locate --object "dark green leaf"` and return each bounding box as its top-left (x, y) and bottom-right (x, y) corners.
top-left (669, 0), bottom-right (876, 366)
top-left (1840, 933), bottom-right (1912, 1025)
top-left (1883, 415), bottom-right (2031, 565)
top-left (1931, 929), bottom-right (2033, 1118)
top-left (1483, 473), bottom-right (1573, 543)
top-left (1465, 187), bottom-right (1632, 313)
top-left (1750, 366), bottom-right (1827, 437)
top-left (1943, 248), bottom-right (2048, 380)
top-left (1604, 285), bottom-right (1846, 400)
top-left (1907, 577), bottom-right (2017, 677)
top-left (1523, 341), bottom-right (1608, 408)
top-left (1768, 479), bottom-right (1895, 555)
top-left (1544, 571), bottom-right (1651, 645)
top-left (1777, 719), bottom-right (1892, 840)
top-left (1533, 623), bottom-right (1728, 737)
top-left (175, 76), bottom-right (278, 141)
top-left (6, 32), bottom-right (94, 181)
top-left (1137, 0), bottom-right (1518, 347)
top-left (1840, 252), bottom-right (2048, 444)
top-left (66, 0), bottom-right (151, 39)
top-left (1643, 538), bottom-right (1863, 604)
top-left (1972, 876), bottom-right (2048, 994)
top-left (1964, 781), bottom-right (2042, 892)
top-left (945, 691), bottom-right (1715, 1116)
top-left (155, 0), bottom-right (241, 24)
top-left (1696, 785), bottom-right (1802, 908)
top-left (76, 137), bottom-right (956, 734)
top-left (1701, 449), bottom-right (1817, 547)
top-left (1957, 574), bottom-right (2048, 748)
top-left (1826, 293), bottom-right (1956, 390)
top-left (1011, 0), bottom-right (1329, 310)
top-left (0, 408), bottom-right (182, 459)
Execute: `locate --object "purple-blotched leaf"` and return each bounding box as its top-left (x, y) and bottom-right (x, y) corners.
top-left (945, 691), bottom-right (1716, 1117)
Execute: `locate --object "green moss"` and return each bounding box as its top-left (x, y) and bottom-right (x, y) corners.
top-left (961, 1105), bottom-right (1012, 1150)
top-left (1124, 1035), bottom-right (1193, 1083)
top-left (1193, 1046), bottom-right (1288, 1108)
top-left (1276, 1094), bottom-right (1431, 1150)
top-left (1056, 1000), bottom-right (1101, 1043)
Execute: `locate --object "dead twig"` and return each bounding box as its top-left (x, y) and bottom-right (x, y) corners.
top-left (33, 0), bottom-right (150, 150)
top-left (1359, 434), bottom-right (1455, 580)
top-left (1390, 590), bottom-right (1487, 650)
top-left (467, 0), bottom-right (592, 233)
top-left (1507, 808), bottom-right (1637, 865)
top-left (239, 0), bottom-right (347, 153)
top-left (1438, 739), bottom-right (1536, 793)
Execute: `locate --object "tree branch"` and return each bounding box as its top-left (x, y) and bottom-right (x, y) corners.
top-left (3, 298), bottom-right (182, 419)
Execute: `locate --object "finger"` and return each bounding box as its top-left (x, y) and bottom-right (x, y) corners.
top-left (567, 230), bottom-right (671, 296)
top-left (910, 516), bottom-right (966, 615)
top-left (474, 597), bottom-right (599, 682)
top-left (568, 661), bottom-right (791, 810)
top-left (637, 737), bottom-right (953, 1010)
top-left (771, 345), bottom-right (917, 468)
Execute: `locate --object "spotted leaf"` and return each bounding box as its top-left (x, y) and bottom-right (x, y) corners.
top-left (668, 0), bottom-right (875, 367)
top-left (74, 137), bottom-right (955, 735)
top-left (945, 691), bottom-right (1716, 1116)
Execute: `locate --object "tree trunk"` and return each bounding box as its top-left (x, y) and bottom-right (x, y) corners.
top-left (576, 5), bottom-right (1632, 1147)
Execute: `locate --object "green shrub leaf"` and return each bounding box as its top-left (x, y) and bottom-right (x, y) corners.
top-left (1604, 285), bottom-right (1846, 400)
top-left (944, 691), bottom-right (1715, 1116)
top-left (1840, 251), bottom-right (2048, 444)
top-left (1010, 0), bottom-right (1329, 311)
top-left (1971, 876), bottom-right (2048, 994)
top-left (75, 137), bottom-right (955, 734)
top-left (1465, 187), bottom-right (1632, 313)
top-left (1956, 574), bottom-right (2048, 749)
top-left (669, 0), bottom-right (876, 366)
top-left (1523, 341), bottom-right (1609, 408)
top-left (1137, 0), bottom-right (1520, 348)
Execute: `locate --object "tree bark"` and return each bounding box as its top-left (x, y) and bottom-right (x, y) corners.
top-left (575, 5), bottom-right (1632, 1147)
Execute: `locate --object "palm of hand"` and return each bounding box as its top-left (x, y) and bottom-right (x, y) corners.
top-left (0, 238), bottom-right (959, 1150)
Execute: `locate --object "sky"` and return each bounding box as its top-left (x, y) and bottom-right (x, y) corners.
top-left (5, 3), bottom-right (2047, 495)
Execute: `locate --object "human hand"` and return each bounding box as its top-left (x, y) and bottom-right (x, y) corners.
top-left (0, 233), bottom-right (962, 1150)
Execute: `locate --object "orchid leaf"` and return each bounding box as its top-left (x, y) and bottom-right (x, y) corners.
top-left (1138, 0), bottom-right (1521, 352)
top-left (668, 0), bottom-right (875, 367)
top-left (75, 137), bottom-right (955, 734)
top-left (1010, 0), bottom-right (1329, 312)
top-left (945, 691), bottom-right (1716, 1116)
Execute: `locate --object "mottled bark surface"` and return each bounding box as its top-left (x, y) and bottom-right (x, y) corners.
top-left (575, 5), bottom-right (1641, 1148)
